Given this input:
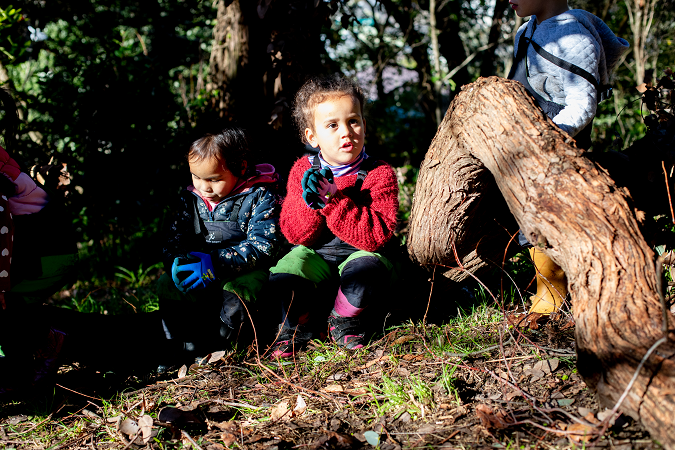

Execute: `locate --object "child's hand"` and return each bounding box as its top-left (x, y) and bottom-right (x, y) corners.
top-left (171, 251), bottom-right (216, 292)
top-left (301, 169), bottom-right (322, 209)
top-left (315, 168), bottom-right (337, 203)
top-left (301, 168), bottom-right (336, 209)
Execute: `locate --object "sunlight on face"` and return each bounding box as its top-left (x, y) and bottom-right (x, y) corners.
top-left (305, 94), bottom-right (366, 166)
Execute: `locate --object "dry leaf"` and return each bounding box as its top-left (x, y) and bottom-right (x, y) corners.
top-left (505, 391), bottom-right (522, 401)
top-left (208, 350), bottom-right (227, 364)
top-left (270, 401), bottom-right (290, 422)
top-left (476, 404), bottom-right (512, 430)
top-left (533, 358), bottom-right (559, 374)
top-left (213, 421), bottom-right (237, 432)
top-left (402, 354), bottom-right (424, 362)
top-left (354, 355), bottom-right (389, 370)
top-left (220, 432), bottom-right (236, 447)
top-left (506, 312), bottom-right (546, 329)
top-left (215, 422), bottom-right (238, 447)
top-left (294, 395), bottom-right (307, 416)
top-left (321, 384), bottom-right (345, 393)
top-left (177, 364), bottom-right (188, 378)
top-left (583, 412), bottom-right (600, 425)
top-left (138, 415), bottom-right (153, 444)
top-left (344, 388), bottom-right (369, 396)
top-left (119, 418), bottom-right (139, 437)
top-left (392, 335), bottom-right (416, 345)
top-left (566, 423), bottom-right (596, 443)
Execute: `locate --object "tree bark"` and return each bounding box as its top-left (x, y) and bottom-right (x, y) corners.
top-left (206, 0), bottom-right (333, 173)
top-left (209, 0), bottom-right (249, 114)
top-left (406, 124), bottom-right (517, 282)
top-left (408, 77), bottom-right (675, 447)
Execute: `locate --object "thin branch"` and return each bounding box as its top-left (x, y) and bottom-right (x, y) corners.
top-left (444, 37), bottom-right (509, 82)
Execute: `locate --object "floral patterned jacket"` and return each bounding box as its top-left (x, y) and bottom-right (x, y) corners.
top-left (162, 164), bottom-right (283, 278)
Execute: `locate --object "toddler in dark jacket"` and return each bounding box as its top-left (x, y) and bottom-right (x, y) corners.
top-left (158, 127), bottom-right (282, 363)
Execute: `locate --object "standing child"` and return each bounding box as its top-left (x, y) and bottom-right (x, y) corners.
top-left (158, 127), bottom-right (282, 364)
top-left (268, 76), bottom-right (399, 357)
top-left (507, 0), bottom-right (629, 313)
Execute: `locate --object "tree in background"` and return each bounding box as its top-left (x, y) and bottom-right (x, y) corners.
top-left (206, 0), bottom-right (337, 174)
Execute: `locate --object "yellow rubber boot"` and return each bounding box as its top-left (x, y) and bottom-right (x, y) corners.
top-left (528, 248), bottom-right (567, 314)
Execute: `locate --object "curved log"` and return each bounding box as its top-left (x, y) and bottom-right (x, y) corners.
top-left (407, 117), bottom-right (517, 281)
top-left (408, 76), bottom-right (675, 447)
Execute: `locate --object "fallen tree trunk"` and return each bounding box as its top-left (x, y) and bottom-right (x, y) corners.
top-left (408, 76), bottom-right (675, 447)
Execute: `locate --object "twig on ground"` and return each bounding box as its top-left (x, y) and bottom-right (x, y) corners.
top-left (423, 266), bottom-right (436, 325)
top-left (196, 399), bottom-right (265, 410)
top-left (55, 384), bottom-right (103, 403)
top-left (181, 430), bottom-right (204, 450)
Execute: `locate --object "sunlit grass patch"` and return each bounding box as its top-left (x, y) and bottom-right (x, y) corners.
top-left (429, 302), bottom-right (507, 356)
top-left (372, 374), bottom-right (434, 420)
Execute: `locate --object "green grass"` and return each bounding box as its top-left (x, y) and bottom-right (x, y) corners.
top-left (415, 303), bottom-right (506, 357)
top-left (373, 373), bottom-right (434, 419)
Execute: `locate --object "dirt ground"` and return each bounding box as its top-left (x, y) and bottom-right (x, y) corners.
top-left (0, 305), bottom-right (662, 449)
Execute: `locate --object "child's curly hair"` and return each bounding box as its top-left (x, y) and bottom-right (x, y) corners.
top-left (188, 127), bottom-right (250, 176)
top-left (292, 75), bottom-right (366, 144)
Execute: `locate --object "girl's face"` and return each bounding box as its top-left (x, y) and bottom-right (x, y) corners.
top-left (305, 94), bottom-right (366, 166)
top-left (189, 156), bottom-right (243, 203)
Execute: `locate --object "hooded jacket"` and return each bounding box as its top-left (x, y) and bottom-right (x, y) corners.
top-left (514, 10), bottom-right (629, 137)
top-left (162, 164), bottom-right (282, 277)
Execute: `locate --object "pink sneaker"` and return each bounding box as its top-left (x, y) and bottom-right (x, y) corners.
top-left (269, 325), bottom-right (312, 359)
top-left (327, 314), bottom-right (365, 350)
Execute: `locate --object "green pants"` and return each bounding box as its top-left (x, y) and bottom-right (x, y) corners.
top-left (269, 246), bottom-right (394, 284)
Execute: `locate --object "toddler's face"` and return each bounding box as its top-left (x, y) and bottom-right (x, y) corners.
top-left (189, 156), bottom-right (242, 204)
top-left (305, 94), bottom-right (366, 166)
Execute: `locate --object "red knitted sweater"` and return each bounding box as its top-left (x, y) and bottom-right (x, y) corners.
top-left (280, 156), bottom-right (399, 253)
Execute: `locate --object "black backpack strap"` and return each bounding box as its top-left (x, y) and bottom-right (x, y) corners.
top-left (354, 157), bottom-right (380, 190)
top-left (312, 155), bottom-right (321, 170)
top-left (191, 195), bottom-right (202, 235)
top-left (525, 37), bottom-right (598, 90)
top-left (229, 196), bottom-right (246, 221)
top-left (525, 37), bottom-right (612, 102)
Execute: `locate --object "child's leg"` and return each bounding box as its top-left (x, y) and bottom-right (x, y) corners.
top-left (528, 248), bottom-right (567, 314)
top-left (330, 252), bottom-right (392, 349)
top-left (219, 269), bottom-right (272, 345)
top-left (157, 273), bottom-right (226, 365)
top-left (268, 272), bottom-right (317, 328)
top-left (267, 246), bottom-right (333, 357)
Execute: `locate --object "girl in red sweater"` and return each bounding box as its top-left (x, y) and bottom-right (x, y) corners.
top-left (268, 76), bottom-right (399, 357)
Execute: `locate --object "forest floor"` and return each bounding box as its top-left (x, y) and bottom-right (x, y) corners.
top-left (0, 290), bottom-right (662, 450)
